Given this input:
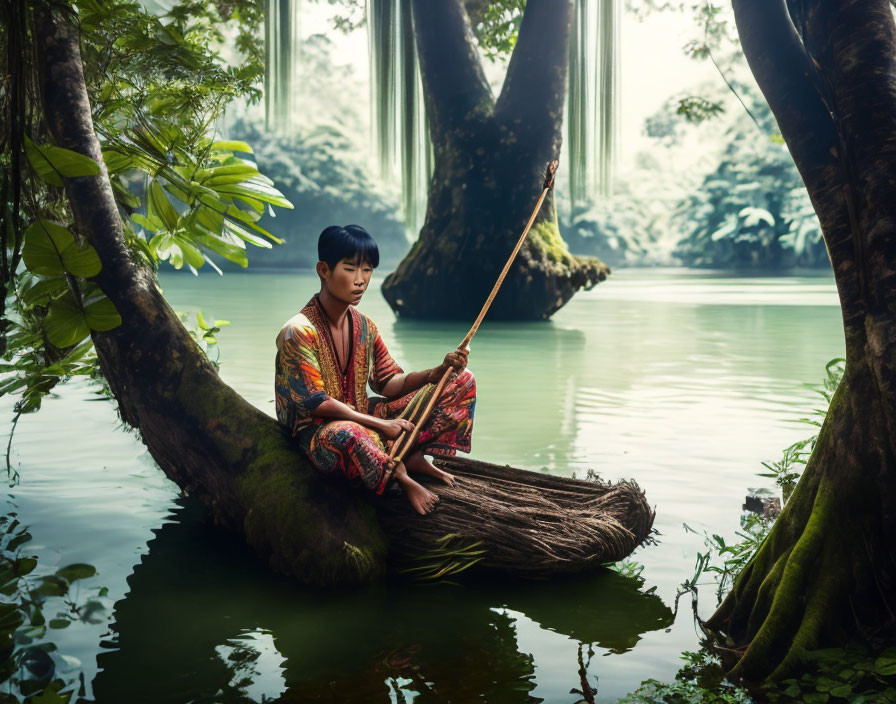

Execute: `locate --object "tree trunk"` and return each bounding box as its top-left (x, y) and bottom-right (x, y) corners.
top-left (32, 1), bottom-right (389, 588)
top-left (706, 0), bottom-right (896, 683)
top-left (381, 0), bottom-right (609, 321)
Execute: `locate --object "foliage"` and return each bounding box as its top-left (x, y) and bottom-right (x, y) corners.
top-left (559, 147), bottom-right (696, 267)
top-left (762, 644), bottom-right (896, 703)
top-left (396, 533), bottom-right (487, 583)
top-left (464, 0), bottom-right (527, 61)
top-left (671, 80), bottom-right (828, 269)
top-left (0, 507), bottom-right (107, 702)
top-left (1, 0), bottom-right (288, 456)
top-left (324, 0), bottom-right (528, 60)
top-left (223, 118), bottom-right (409, 268)
top-left (176, 309), bottom-right (230, 366)
top-left (620, 649), bottom-right (754, 703)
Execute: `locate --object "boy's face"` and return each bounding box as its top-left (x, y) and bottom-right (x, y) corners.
top-left (317, 256), bottom-right (374, 306)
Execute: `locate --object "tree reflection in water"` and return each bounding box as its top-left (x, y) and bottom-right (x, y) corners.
top-left (93, 496), bottom-right (672, 703)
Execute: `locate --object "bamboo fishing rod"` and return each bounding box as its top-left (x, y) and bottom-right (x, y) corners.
top-left (388, 160), bottom-right (560, 465)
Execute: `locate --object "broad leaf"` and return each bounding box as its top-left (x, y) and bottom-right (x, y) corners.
top-left (22, 220), bottom-right (101, 278)
top-left (45, 293), bottom-right (90, 348)
top-left (84, 296), bottom-right (121, 332)
top-left (24, 135), bottom-right (100, 187)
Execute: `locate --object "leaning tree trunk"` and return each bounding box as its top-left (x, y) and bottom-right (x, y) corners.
top-left (381, 0), bottom-right (609, 320)
top-left (32, 3), bottom-right (391, 588)
top-left (705, 0), bottom-right (896, 683)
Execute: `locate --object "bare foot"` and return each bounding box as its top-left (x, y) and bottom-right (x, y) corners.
top-left (405, 450), bottom-right (456, 487)
top-left (393, 462), bottom-right (440, 515)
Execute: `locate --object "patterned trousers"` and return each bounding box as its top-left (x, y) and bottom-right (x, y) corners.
top-left (302, 369), bottom-right (476, 495)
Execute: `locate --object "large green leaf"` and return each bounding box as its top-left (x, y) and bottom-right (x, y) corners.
top-left (198, 163), bottom-right (258, 185)
top-left (22, 220), bottom-right (101, 278)
top-left (55, 563), bottom-right (97, 583)
top-left (45, 293), bottom-right (90, 348)
top-left (45, 287), bottom-right (120, 347)
top-left (172, 235), bottom-right (206, 269)
top-left (224, 220), bottom-right (272, 248)
top-left (101, 149), bottom-right (135, 175)
top-left (21, 276), bottom-right (69, 307)
top-left (24, 135), bottom-right (100, 187)
top-left (84, 296), bottom-right (121, 332)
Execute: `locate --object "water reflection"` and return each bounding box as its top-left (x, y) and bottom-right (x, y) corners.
top-left (390, 318), bottom-right (589, 473)
top-left (93, 497), bottom-right (672, 703)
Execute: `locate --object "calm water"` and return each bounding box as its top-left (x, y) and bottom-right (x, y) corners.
top-left (1, 268), bottom-right (844, 702)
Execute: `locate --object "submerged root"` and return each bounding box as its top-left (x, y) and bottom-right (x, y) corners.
top-left (728, 482), bottom-right (839, 682)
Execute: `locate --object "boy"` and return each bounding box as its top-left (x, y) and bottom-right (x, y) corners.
top-left (274, 224), bottom-right (476, 515)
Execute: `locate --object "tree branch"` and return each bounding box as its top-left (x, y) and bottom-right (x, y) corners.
top-left (411, 0), bottom-right (493, 140)
top-left (494, 0), bottom-right (572, 137)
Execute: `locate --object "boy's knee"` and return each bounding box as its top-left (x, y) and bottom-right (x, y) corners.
top-left (320, 420), bottom-right (367, 448)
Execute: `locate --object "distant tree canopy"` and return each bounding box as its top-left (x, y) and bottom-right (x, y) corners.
top-left (671, 81), bottom-right (828, 270)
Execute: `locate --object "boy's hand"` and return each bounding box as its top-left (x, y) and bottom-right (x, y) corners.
top-left (378, 418), bottom-right (415, 440)
top-left (442, 346), bottom-right (469, 373)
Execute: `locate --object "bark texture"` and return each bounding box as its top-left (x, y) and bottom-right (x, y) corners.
top-left (381, 0), bottom-right (609, 321)
top-left (706, 0), bottom-right (896, 683)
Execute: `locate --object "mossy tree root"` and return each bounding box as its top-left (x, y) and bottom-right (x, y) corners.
top-left (707, 372), bottom-right (896, 683)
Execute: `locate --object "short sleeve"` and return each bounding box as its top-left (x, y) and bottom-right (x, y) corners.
top-left (368, 324), bottom-right (404, 395)
top-left (275, 324), bottom-right (329, 434)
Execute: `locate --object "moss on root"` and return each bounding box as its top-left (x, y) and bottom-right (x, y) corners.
top-left (236, 438), bottom-right (389, 587)
top-left (709, 375), bottom-right (892, 684)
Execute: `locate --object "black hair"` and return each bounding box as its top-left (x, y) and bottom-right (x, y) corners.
top-left (317, 224), bottom-right (380, 270)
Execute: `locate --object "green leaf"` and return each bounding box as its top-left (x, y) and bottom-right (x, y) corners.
top-left (172, 236), bottom-right (205, 269)
top-left (84, 296), bottom-right (121, 332)
top-left (148, 180), bottom-right (180, 231)
top-left (22, 220), bottom-right (101, 278)
top-left (101, 149), bottom-right (135, 174)
top-left (14, 557), bottom-right (37, 577)
top-left (34, 576), bottom-right (68, 598)
top-left (198, 163), bottom-right (258, 185)
top-left (193, 231), bottom-right (248, 267)
top-left (215, 181), bottom-right (294, 209)
top-left (55, 563), bottom-right (97, 582)
top-left (874, 657), bottom-right (896, 676)
top-left (24, 135), bottom-right (100, 187)
top-left (210, 140), bottom-right (253, 153)
top-left (829, 685), bottom-right (852, 698)
top-left (21, 276), bottom-right (69, 307)
top-left (45, 293), bottom-right (90, 348)
top-left (224, 220), bottom-right (272, 248)
top-left (131, 212), bottom-right (165, 233)
top-left (48, 619), bottom-right (71, 629)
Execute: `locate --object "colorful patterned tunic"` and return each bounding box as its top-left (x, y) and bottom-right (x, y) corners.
top-left (274, 294), bottom-right (476, 494)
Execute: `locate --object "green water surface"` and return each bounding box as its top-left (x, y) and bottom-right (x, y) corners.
top-left (1, 268), bottom-right (844, 702)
